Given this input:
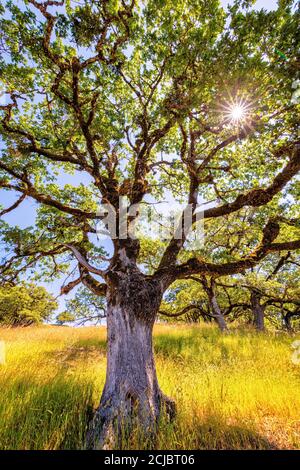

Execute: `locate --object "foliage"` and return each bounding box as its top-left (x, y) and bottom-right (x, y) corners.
top-left (57, 286), bottom-right (106, 325)
top-left (56, 310), bottom-right (75, 325)
top-left (0, 0), bottom-right (299, 297)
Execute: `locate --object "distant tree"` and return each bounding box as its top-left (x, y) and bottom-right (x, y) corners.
top-left (57, 286), bottom-right (106, 325)
top-left (0, 283), bottom-right (57, 326)
top-left (159, 252), bottom-right (300, 333)
top-left (0, 0), bottom-right (299, 448)
top-left (214, 257), bottom-right (300, 332)
top-left (56, 310), bottom-right (75, 325)
top-left (159, 277), bottom-right (230, 331)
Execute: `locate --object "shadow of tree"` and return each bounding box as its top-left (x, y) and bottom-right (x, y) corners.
top-left (0, 376), bottom-right (280, 450)
top-left (0, 377), bottom-right (94, 450)
top-left (191, 420), bottom-right (278, 450)
top-left (156, 414), bottom-right (279, 450)
top-left (48, 338), bottom-right (107, 370)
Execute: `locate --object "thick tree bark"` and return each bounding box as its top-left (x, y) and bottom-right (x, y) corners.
top-left (250, 291), bottom-right (265, 331)
top-left (86, 272), bottom-right (175, 449)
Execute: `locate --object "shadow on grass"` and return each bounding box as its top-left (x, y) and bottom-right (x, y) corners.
top-left (155, 414), bottom-right (279, 450)
top-left (189, 420), bottom-right (278, 450)
top-left (154, 332), bottom-right (196, 356)
top-left (154, 328), bottom-right (221, 359)
top-left (0, 338), bottom-right (107, 449)
top-left (0, 378), bottom-right (279, 450)
top-left (73, 337), bottom-right (107, 350)
top-left (48, 337), bottom-right (107, 370)
top-left (104, 414), bottom-right (279, 450)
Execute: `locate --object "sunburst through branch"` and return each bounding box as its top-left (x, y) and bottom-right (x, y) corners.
top-left (222, 98), bottom-right (253, 124)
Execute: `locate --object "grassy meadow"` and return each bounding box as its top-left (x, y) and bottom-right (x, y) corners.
top-left (0, 324), bottom-right (300, 450)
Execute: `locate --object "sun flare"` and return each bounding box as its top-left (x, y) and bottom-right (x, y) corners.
top-left (223, 98), bottom-right (252, 124)
top-left (216, 92), bottom-right (255, 126)
top-left (230, 104), bottom-right (246, 121)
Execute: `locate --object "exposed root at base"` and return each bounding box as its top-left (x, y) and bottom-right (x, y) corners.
top-left (85, 392), bottom-right (176, 450)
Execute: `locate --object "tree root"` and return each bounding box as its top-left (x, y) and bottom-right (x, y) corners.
top-left (85, 392), bottom-right (176, 450)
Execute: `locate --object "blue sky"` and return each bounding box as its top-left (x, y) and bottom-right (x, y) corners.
top-left (0, 0), bottom-right (279, 315)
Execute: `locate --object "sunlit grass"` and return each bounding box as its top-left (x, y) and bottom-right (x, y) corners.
top-left (0, 324), bottom-right (299, 449)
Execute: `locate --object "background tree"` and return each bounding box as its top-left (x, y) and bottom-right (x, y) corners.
top-left (57, 286), bottom-right (106, 325)
top-left (55, 310), bottom-right (75, 325)
top-left (162, 257), bottom-right (300, 333)
top-left (0, 0), bottom-right (299, 448)
top-left (216, 253), bottom-right (300, 331)
top-left (0, 283), bottom-right (57, 326)
top-left (159, 277), bottom-right (231, 331)
top-left (159, 216), bottom-right (300, 332)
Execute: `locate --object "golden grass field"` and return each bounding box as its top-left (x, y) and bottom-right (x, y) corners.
top-left (0, 324), bottom-right (300, 450)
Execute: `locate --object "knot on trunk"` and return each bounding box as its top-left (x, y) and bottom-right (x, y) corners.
top-left (109, 274), bottom-right (162, 323)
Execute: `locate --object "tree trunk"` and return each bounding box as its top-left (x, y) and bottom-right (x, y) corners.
top-left (250, 291), bottom-right (265, 331)
top-left (202, 278), bottom-right (228, 332)
top-left (283, 313), bottom-right (292, 332)
top-left (86, 278), bottom-right (175, 449)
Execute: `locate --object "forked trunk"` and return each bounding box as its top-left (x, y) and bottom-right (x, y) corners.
top-left (86, 280), bottom-right (175, 449)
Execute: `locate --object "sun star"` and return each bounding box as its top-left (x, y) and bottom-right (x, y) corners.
top-left (215, 92), bottom-right (256, 128)
top-left (230, 104), bottom-right (246, 121)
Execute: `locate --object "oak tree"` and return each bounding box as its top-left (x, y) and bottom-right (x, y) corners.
top-left (0, 283), bottom-right (57, 325)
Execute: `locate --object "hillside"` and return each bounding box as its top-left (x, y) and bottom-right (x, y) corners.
top-left (0, 325), bottom-right (299, 450)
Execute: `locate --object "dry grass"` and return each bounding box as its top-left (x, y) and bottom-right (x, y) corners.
top-left (0, 324), bottom-right (300, 450)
